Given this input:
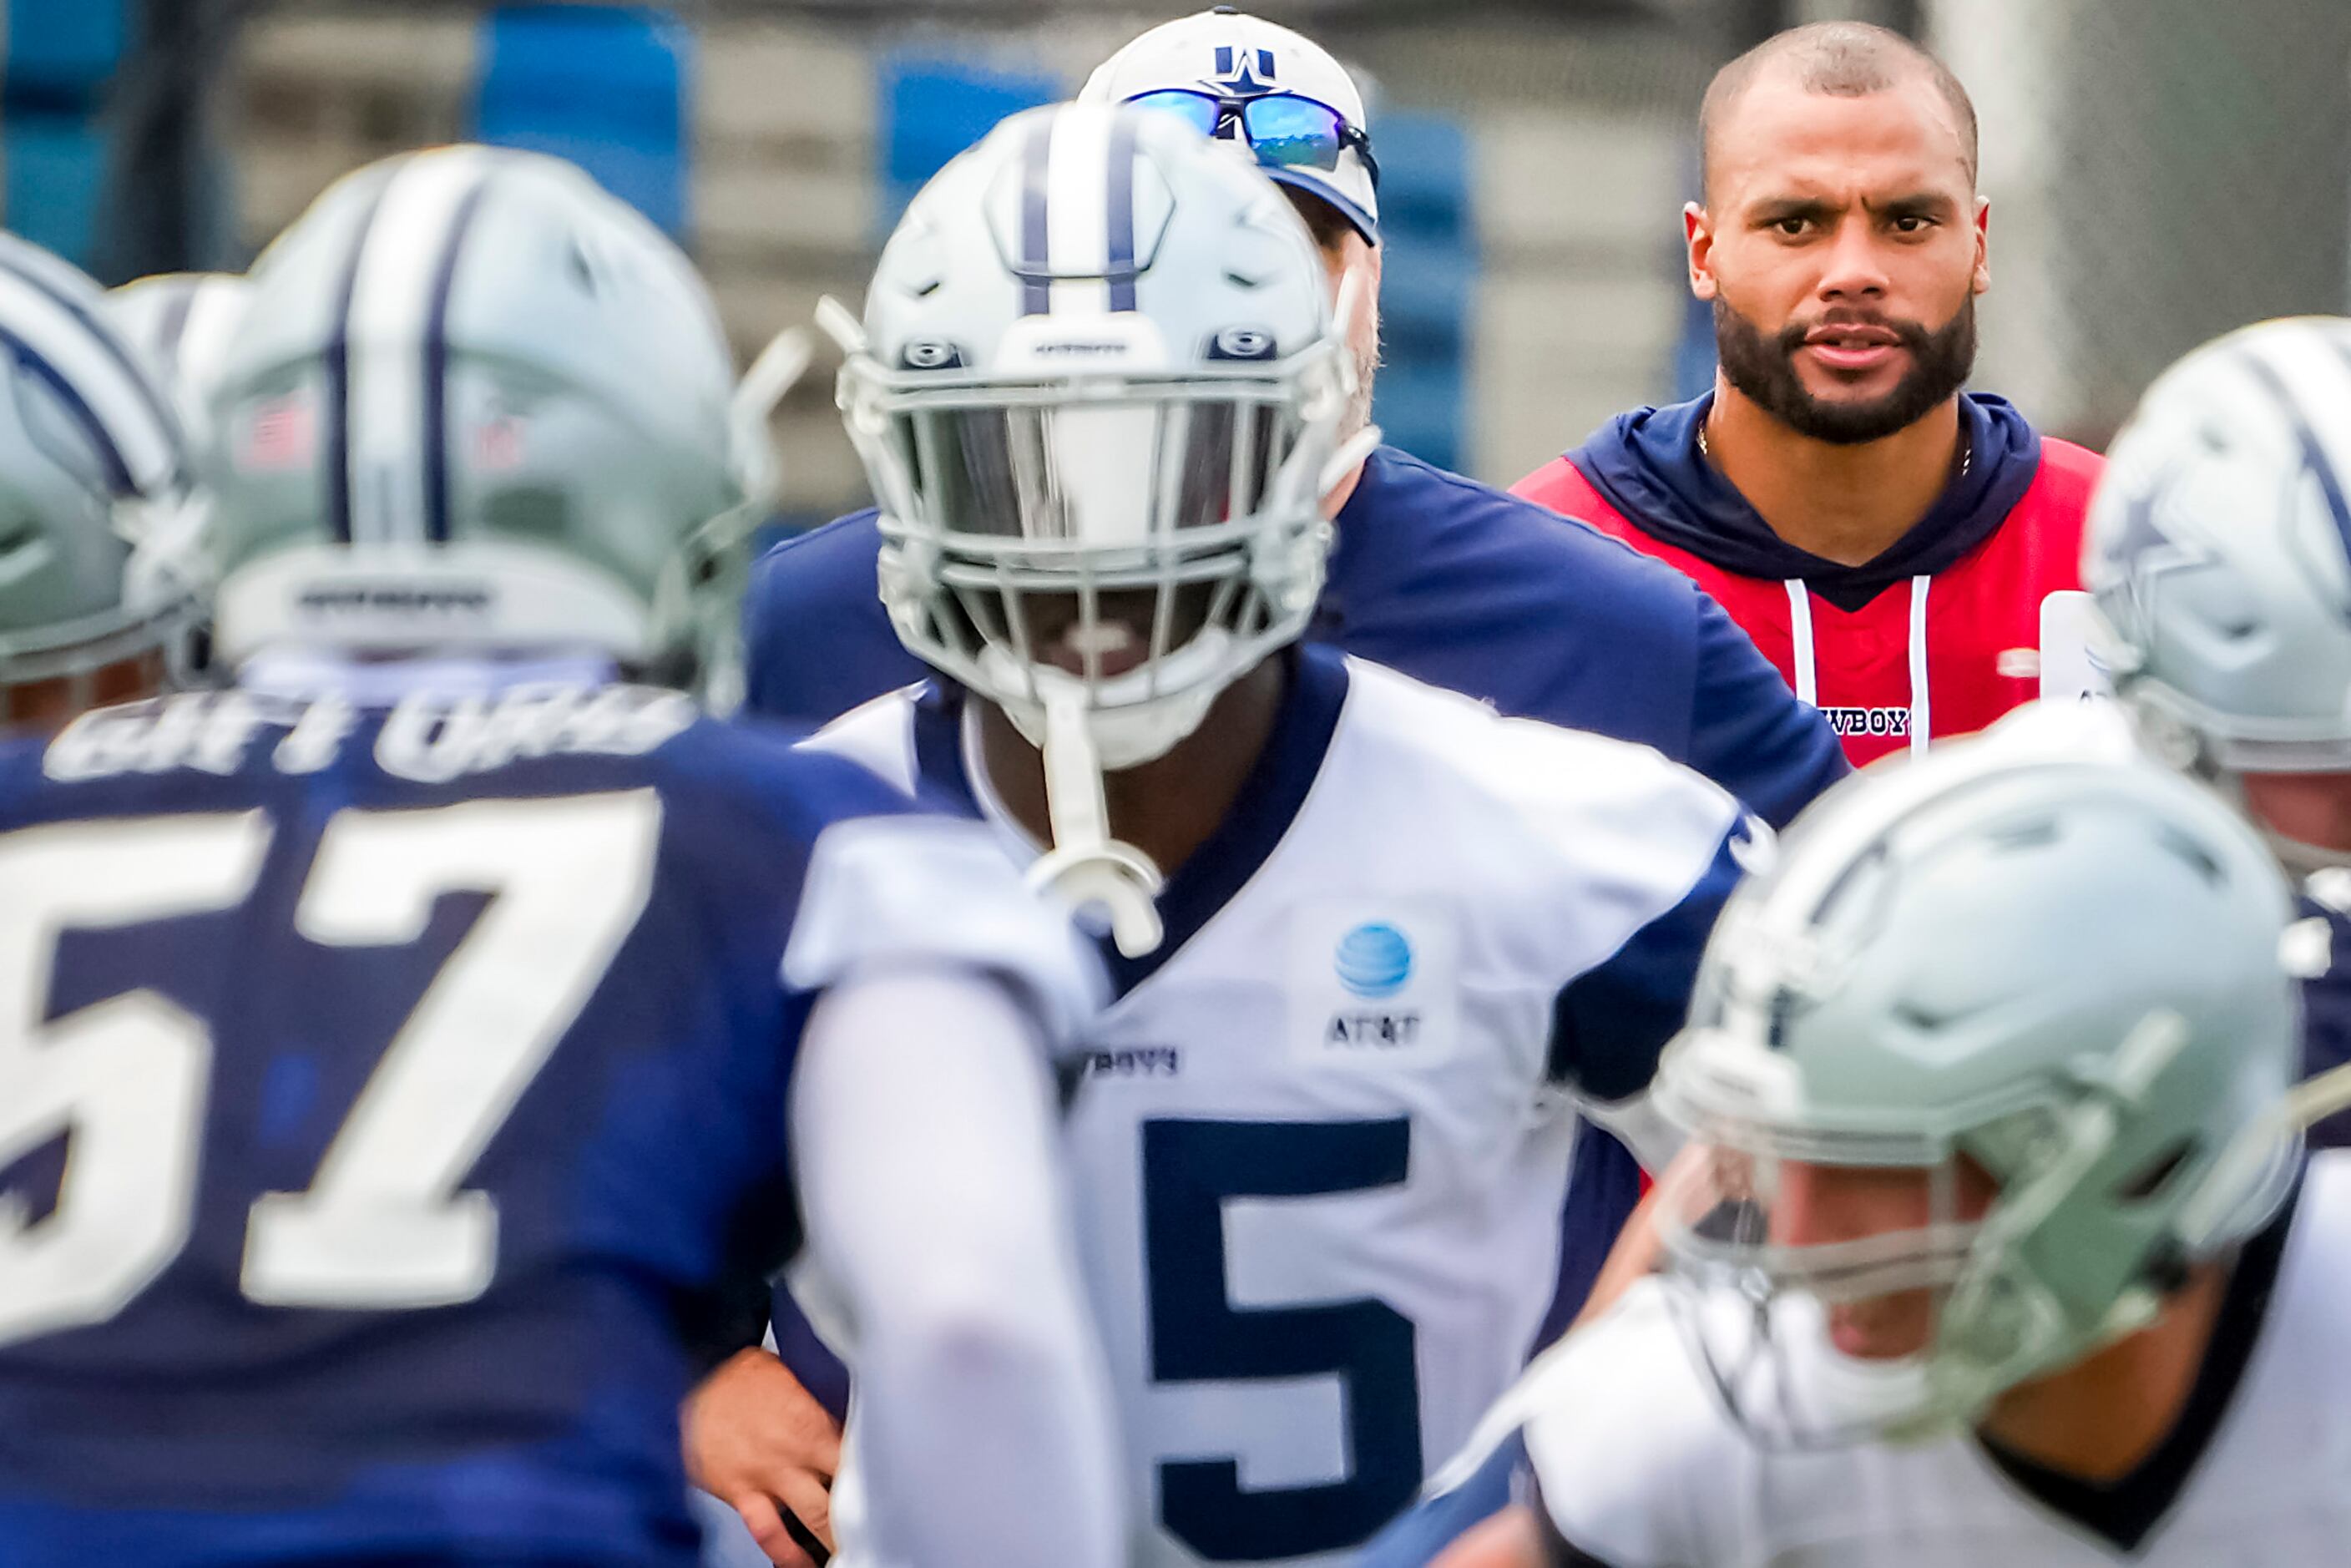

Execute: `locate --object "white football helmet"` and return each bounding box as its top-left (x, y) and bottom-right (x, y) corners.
top-left (2086, 316), bottom-right (2351, 867)
top-left (830, 101), bottom-right (1364, 773)
top-left (1654, 705), bottom-right (2302, 1446)
top-left (185, 146), bottom-right (746, 685)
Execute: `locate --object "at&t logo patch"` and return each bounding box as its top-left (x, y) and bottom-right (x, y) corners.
top-left (1335, 922), bottom-right (1413, 998)
top-left (1291, 903), bottom-right (1457, 1065)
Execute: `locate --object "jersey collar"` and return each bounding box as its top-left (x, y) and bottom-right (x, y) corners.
top-left (1974, 1158), bottom-right (2306, 1552)
top-left (909, 645), bottom-right (1351, 999)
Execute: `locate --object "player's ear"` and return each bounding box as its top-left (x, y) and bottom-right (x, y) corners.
top-left (1684, 201), bottom-right (1719, 302)
top-left (1971, 196), bottom-right (1991, 296)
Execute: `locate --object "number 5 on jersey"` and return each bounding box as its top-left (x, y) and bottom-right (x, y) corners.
top-left (0, 793), bottom-right (660, 1347)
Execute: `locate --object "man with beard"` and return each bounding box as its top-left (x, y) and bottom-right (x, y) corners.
top-left (1516, 22), bottom-right (2102, 766)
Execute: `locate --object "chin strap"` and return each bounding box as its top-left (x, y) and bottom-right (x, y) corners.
top-left (1024, 680), bottom-right (1165, 959)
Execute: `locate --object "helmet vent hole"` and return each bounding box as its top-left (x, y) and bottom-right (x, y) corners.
top-left (0, 516), bottom-right (35, 558)
top-left (1892, 998), bottom-right (1953, 1033)
top-left (2153, 824), bottom-right (2226, 886)
top-left (1983, 817), bottom-right (2060, 854)
top-left (2114, 1138), bottom-right (2197, 1204)
top-left (483, 487), bottom-right (569, 543)
top-left (566, 242), bottom-right (599, 296)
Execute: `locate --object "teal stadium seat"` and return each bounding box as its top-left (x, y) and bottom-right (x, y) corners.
top-left (3, 0), bottom-right (129, 267)
top-left (877, 52), bottom-right (1060, 232)
top-left (1365, 110), bottom-right (1475, 473)
top-left (473, 3), bottom-right (691, 239)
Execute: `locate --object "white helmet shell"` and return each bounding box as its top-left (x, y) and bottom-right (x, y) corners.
top-left (192, 145), bottom-right (744, 677)
top-left (2086, 316), bottom-right (2351, 776)
top-left (837, 101), bottom-right (1359, 770)
top-left (1656, 704), bottom-right (2301, 1444)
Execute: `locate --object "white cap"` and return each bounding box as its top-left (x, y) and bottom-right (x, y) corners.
top-left (1079, 8), bottom-right (1379, 245)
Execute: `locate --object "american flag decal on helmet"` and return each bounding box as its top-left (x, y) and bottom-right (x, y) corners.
top-left (240, 392), bottom-right (317, 471)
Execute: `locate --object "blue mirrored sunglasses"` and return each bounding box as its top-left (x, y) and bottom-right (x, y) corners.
top-left (1125, 89), bottom-right (1380, 190)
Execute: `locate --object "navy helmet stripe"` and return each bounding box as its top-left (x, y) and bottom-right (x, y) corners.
top-left (155, 284), bottom-right (200, 384)
top-left (2242, 346), bottom-right (2351, 567)
top-left (0, 244), bottom-right (183, 460)
top-left (1105, 112), bottom-right (1140, 313)
top-left (322, 178), bottom-right (394, 544)
top-left (422, 177), bottom-right (493, 544)
top-left (2315, 334), bottom-right (2351, 566)
top-left (1019, 114), bottom-right (1054, 316)
top-left (0, 324), bottom-right (137, 494)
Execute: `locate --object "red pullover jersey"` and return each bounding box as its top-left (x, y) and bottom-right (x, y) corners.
top-left (1517, 412), bottom-right (2103, 767)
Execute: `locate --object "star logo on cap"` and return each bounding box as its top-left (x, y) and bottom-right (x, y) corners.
top-left (1210, 44), bottom-right (1278, 96)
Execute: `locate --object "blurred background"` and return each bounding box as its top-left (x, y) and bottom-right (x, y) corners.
top-left (10, 0), bottom-right (2348, 524)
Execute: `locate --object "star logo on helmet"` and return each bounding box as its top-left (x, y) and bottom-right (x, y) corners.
top-left (2100, 456), bottom-right (2216, 635)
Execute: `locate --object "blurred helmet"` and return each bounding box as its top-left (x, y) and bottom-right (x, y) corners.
top-left (0, 231), bottom-right (199, 728)
top-left (185, 144), bottom-right (745, 680)
top-left (832, 102), bottom-right (1363, 769)
top-left (1652, 705), bottom-right (2300, 1444)
top-left (2086, 316), bottom-right (2351, 863)
top-left (1079, 8), bottom-right (1379, 246)
top-left (104, 271), bottom-right (251, 453)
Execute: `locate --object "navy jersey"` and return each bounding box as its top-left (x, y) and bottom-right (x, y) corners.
top-left (2302, 888), bottom-right (2351, 1150)
top-left (0, 682), bottom-right (1081, 1568)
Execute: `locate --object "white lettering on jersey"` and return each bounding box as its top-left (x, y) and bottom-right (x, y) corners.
top-left (45, 692), bottom-right (280, 781)
top-left (0, 794), bottom-right (660, 1344)
top-left (42, 685), bottom-right (696, 786)
top-left (376, 685), bottom-right (695, 781)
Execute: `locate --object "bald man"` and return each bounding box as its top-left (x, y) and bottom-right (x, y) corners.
top-left (1517, 22), bottom-right (2102, 766)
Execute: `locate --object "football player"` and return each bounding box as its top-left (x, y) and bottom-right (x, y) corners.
top-left (0, 234), bottom-right (200, 731)
top-left (0, 146), bottom-right (1125, 1568)
top-left (718, 25), bottom-right (1848, 1528)
top-left (2084, 315), bottom-right (2351, 1147)
top-left (794, 103), bottom-right (1761, 1567)
top-left (1401, 710), bottom-right (2349, 1566)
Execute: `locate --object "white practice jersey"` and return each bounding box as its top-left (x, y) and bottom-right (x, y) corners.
top-left (1495, 1150), bottom-right (2351, 1568)
top-left (811, 647), bottom-right (1753, 1566)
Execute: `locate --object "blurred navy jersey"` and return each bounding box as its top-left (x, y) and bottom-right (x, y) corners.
top-left (743, 447), bottom-right (1848, 832)
top-left (0, 683), bottom-right (1028, 1568)
top-left (2303, 888), bottom-right (2351, 1149)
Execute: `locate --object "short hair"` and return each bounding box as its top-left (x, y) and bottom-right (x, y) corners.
top-left (1279, 185), bottom-right (1356, 259)
top-left (1699, 22), bottom-right (1979, 199)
